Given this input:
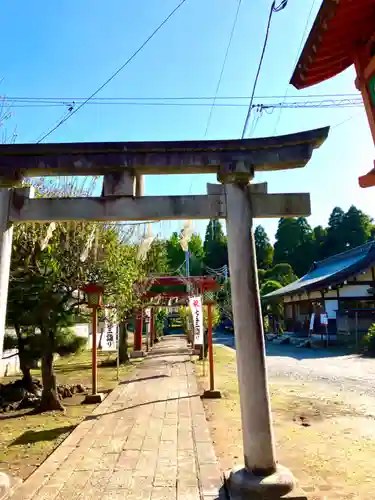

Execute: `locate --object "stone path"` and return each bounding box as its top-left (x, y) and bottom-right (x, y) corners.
top-left (10, 336), bottom-right (224, 500)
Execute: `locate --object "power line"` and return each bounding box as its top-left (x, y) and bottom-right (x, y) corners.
top-left (36, 0), bottom-right (188, 143)
top-left (273, 0), bottom-right (318, 134)
top-left (8, 97), bottom-right (364, 110)
top-left (241, 0), bottom-right (288, 139)
top-left (4, 93), bottom-right (360, 102)
top-left (332, 110), bottom-right (365, 130)
top-left (258, 98), bottom-right (363, 109)
top-left (204, 0), bottom-right (243, 137)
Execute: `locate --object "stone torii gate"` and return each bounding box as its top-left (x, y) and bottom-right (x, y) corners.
top-left (0, 126), bottom-right (328, 498)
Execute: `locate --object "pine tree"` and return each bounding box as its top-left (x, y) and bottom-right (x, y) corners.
top-left (254, 225), bottom-right (273, 269)
top-left (203, 220), bottom-right (228, 271)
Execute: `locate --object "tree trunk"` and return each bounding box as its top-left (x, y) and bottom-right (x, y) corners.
top-left (38, 330), bottom-right (64, 412)
top-left (118, 321), bottom-right (129, 364)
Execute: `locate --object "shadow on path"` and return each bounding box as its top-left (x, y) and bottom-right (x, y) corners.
top-left (12, 426), bottom-right (76, 446)
top-left (85, 393), bottom-right (199, 421)
top-left (120, 374), bottom-right (169, 385)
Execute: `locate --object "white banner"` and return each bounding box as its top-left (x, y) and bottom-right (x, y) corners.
top-left (320, 313), bottom-right (329, 326)
top-left (189, 296), bottom-right (204, 345)
top-left (309, 313), bottom-right (315, 331)
top-left (102, 318), bottom-right (118, 351)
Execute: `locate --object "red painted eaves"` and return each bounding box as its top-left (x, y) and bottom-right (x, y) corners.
top-left (290, 0), bottom-right (375, 89)
top-left (359, 163), bottom-right (375, 188)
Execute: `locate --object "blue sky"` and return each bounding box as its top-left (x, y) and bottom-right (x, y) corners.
top-left (1, 0), bottom-right (374, 242)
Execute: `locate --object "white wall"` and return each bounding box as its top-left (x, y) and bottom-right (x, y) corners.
top-left (356, 269), bottom-right (373, 281)
top-left (0, 349), bottom-right (20, 378)
top-left (338, 284), bottom-right (371, 298)
top-left (1, 323), bottom-right (91, 378)
top-left (325, 299), bottom-right (339, 319)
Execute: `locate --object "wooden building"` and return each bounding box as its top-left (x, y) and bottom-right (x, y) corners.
top-left (264, 242), bottom-right (375, 342)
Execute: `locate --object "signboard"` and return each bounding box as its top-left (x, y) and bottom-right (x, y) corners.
top-left (102, 318), bottom-right (118, 351)
top-left (309, 313), bottom-right (315, 331)
top-left (320, 313), bottom-right (329, 326)
top-left (144, 308), bottom-right (151, 325)
top-left (189, 296), bottom-right (204, 345)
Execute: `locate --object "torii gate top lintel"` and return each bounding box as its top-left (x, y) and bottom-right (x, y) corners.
top-left (0, 127), bottom-right (328, 181)
top-left (1, 127), bottom-right (328, 223)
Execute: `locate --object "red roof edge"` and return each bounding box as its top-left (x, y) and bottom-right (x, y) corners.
top-left (290, 0), bottom-right (340, 89)
top-left (359, 162), bottom-right (375, 188)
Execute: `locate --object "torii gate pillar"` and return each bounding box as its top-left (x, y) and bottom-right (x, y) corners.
top-left (0, 189), bottom-right (14, 360)
top-left (219, 163), bottom-right (297, 498)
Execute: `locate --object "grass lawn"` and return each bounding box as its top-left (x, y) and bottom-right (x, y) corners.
top-left (197, 345), bottom-right (375, 500)
top-left (0, 346), bottom-right (138, 481)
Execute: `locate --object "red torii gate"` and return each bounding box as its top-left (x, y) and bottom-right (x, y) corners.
top-left (134, 275), bottom-right (220, 394)
top-left (290, 0), bottom-right (375, 188)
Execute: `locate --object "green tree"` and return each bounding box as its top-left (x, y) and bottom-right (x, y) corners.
top-left (312, 225), bottom-right (327, 262)
top-left (4, 327), bottom-right (87, 393)
top-left (342, 205), bottom-right (373, 249)
top-left (322, 206), bottom-right (373, 258)
top-left (322, 207), bottom-right (346, 257)
top-left (166, 232), bottom-right (185, 272)
top-left (254, 225), bottom-right (273, 269)
top-left (8, 221), bottom-right (145, 412)
top-left (203, 220), bottom-right (228, 271)
top-left (260, 280), bottom-right (283, 332)
top-left (273, 217), bottom-right (315, 277)
top-left (142, 239), bottom-right (169, 276)
top-left (166, 231), bottom-right (204, 276)
top-left (263, 263), bottom-right (296, 286)
top-left (188, 234), bottom-right (204, 276)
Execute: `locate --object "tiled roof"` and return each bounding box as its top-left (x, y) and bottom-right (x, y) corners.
top-left (264, 241), bottom-right (375, 299)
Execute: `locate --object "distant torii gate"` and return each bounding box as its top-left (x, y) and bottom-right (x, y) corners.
top-left (0, 127), bottom-right (328, 498)
top-left (137, 275), bottom-right (220, 394)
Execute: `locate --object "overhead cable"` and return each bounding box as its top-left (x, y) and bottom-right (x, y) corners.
top-left (204, 0), bottom-right (243, 137)
top-left (273, 0), bottom-right (318, 134)
top-left (5, 93), bottom-right (359, 102)
top-left (36, 0), bottom-right (188, 143)
top-left (11, 97), bottom-right (365, 111)
top-left (241, 0), bottom-right (288, 139)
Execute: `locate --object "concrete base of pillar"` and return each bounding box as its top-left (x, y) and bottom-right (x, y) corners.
top-left (0, 471), bottom-right (10, 500)
top-left (202, 389), bottom-right (222, 399)
top-left (225, 465), bottom-right (307, 499)
top-left (130, 350), bottom-right (146, 358)
top-left (82, 393), bottom-right (104, 405)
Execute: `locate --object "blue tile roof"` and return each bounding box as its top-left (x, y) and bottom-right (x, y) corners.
top-left (264, 241), bottom-right (375, 299)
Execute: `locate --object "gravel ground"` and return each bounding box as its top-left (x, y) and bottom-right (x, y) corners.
top-left (213, 331), bottom-right (375, 400)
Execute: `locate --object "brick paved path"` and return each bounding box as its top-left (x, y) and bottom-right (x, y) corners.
top-left (11, 336), bottom-right (223, 500)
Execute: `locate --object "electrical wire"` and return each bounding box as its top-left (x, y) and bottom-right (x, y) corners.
top-left (241, 0), bottom-right (288, 139)
top-left (249, 107), bottom-right (263, 137)
top-left (332, 110), bottom-right (365, 130)
top-left (204, 0), bottom-right (243, 137)
top-left (9, 97), bottom-right (365, 110)
top-left (257, 98), bottom-right (363, 109)
top-left (36, 0), bottom-right (188, 143)
top-left (272, 0), bottom-right (318, 134)
top-left (5, 93), bottom-right (360, 103)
